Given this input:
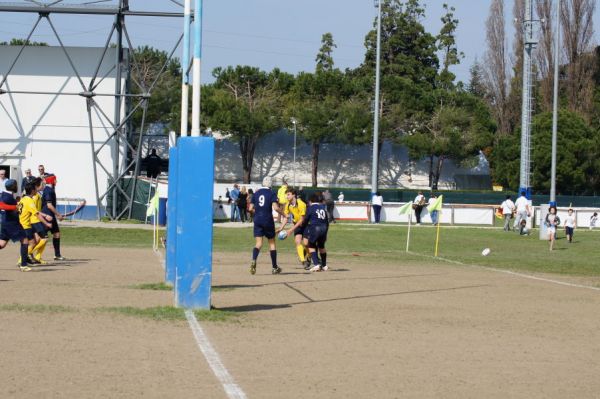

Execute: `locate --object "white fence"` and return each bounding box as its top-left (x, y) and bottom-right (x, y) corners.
top-left (213, 200), bottom-right (600, 228)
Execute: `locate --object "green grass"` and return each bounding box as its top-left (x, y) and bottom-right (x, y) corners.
top-left (61, 223), bottom-right (600, 277)
top-left (96, 306), bottom-right (238, 322)
top-left (0, 303), bottom-right (76, 314)
top-left (61, 227), bottom-right (154, 248)
top-left (130, 282), bottom-right (173, 291)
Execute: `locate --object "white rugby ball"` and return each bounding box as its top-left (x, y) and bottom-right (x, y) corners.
top-left (481, 248), bottom-right (491, 256)
top-left (278, 230), bottom-right (288, 240)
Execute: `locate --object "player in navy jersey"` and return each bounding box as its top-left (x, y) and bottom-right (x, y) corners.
top-left (248, 176), bottom-right (285, 275)
top-left (303, 192), bottom-right (330, 272)
top-left (0, 179), bottom-right (32, 271)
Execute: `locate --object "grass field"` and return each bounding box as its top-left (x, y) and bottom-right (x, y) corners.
top-left (60, 224), bottom-right (600, 276)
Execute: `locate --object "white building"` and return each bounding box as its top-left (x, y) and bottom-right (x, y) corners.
top-left (0, 46), bottom-right (127, 219)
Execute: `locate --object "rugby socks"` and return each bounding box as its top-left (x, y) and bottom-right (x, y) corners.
top-left (252, 247), bottom-right (260, 260)
top-left (311, 251), bottom-right (320, 266)
top-left (270, 250), bottom-right (277, 268)
top-left (33, 239), bottom-right (47, 261)
top-left (296, 244), bottom-right (305, 262)
top-left (320, 252), bottom-right (327, 267)
top-left (20, 244), bottom-right (29, 266)
top-left (52, 238), bottom-right (61, 257)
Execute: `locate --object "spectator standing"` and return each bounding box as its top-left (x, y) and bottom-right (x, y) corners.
top-left (372, 192), bottom-right (383, 223)
top-left (514, 191), bottom-right (531, 229)
top-left (238, 186), bottom-right (248, 223)
top-left (144, 149), bottom-right (162, 179)
top-left (247, 188), bottom-right (254, 223)
top-left (21, 169), bottom-right (35, 193)
top-left (0, 169), bottom-right (7, 192)
top-left (338, 191), bottom-right (345, 202)
top-left (500, 195), bottom-right (516, 231)
top-left (38, 165), bottom-right (48, 178)
top-left (590, 212), bottom-right (598, 230)
top-left (428, 193), bottom-right (439, 225)
top-left (323, 189), bottom-right (335, 224)
top-left (225, 188), bottom-right (231, 204)
top-left (564, 208), bottom-right (576, 243)
top-left (229, 184), bottom-right (240, 222)
top-left (413, 191), bottom-right (426, 225)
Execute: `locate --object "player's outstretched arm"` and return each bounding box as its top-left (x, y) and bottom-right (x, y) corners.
top-left (0, 202), bottom-right (17, 211)
top-left (46, 203), bottom-right (64, 221)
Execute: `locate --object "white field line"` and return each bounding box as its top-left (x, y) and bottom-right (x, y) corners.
top-left (185, 310), bottom-right (248, 399)
top-left (408, 251), bottom-right (600, 292)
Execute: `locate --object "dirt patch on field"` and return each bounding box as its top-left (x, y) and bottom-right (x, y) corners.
top-left (1, 246), bottom-right (600, 398)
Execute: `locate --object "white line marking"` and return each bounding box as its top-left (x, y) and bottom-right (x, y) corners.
top-left (185, 310), bottom-right (248, 399)
top-left (408, 251), bottom-right (600, 292)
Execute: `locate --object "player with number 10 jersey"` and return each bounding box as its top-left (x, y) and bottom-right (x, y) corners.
top-left (303, 193), bottom-right (330, 272)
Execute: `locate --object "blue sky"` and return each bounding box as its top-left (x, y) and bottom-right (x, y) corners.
top-left (0, 1), bottom-right (599, 84)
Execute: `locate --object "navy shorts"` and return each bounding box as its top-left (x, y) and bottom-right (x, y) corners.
top-left (293, 225), bottom-right (305, 237)
top-left (254, 222), bottom-right (275, 239)
top-left (306, 224), bottom-right (328, 248)
top-left (0, 223), bottom-right (26, 242)
top-left (47, 218), bottom-right (60, 234)
top-left (32, 222), bottom-right (48, 238)
top-left (565, 226), bottom-right (574, 236)
top-left (24, 228), bottom-right (35, 240)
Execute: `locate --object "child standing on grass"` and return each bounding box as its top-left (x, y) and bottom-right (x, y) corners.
top-left (590, 213), bottom-right (598, 230)
top-left (545, 206), bottom-right (560, 251)
top-left (564, 208), bottom-right (576, 243)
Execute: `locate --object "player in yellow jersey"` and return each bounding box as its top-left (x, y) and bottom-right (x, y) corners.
top-left (19, 179), bottom-right (52, 264)
top-left (277, 188), bottom-right (310, 269)
top-left (276, 178), bottom-right (288, 224)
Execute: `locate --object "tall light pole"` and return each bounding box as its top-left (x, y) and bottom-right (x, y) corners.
top-left (180, 0), bottom-right (191, 137)
top-left (518, 0), bottom-right (537, 199)
top-left (371, 0), bottom-right (382, 197)
top-left (550, 0), bottom-right (560, 206)
top-left (291, 118), bottom-right (297, 187)
top-left (190, 0), bottom-right (202, 136)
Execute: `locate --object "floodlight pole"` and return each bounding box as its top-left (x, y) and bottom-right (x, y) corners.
top-left (518, 0), bottom-right (536, 200)
top-left (550, 0), bottom-right (560, 205)
top-left (370, 0), bottom-right (382, 198)
top-left (190, 0), bottom-right (202, 136)
top-left (181, 0), bottom-right (191, 137)
top-left (112, 0), bottom-right (126, 218)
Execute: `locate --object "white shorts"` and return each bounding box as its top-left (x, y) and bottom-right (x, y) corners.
top-left (547, 226), bottom-right (556, 236)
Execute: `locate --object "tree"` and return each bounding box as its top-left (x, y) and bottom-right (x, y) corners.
top-left (0, 38), bottom-right (48, 46)
top-left (560, 0), bottom-right (596, 118)
top-left (468, 59), bottom-right (487, 98)
top-left (129, 46), bottom-right (182, 131)
top-left (437, 3), bottom-right (464, 89)
top-left (315, 33), bottom-right (336, 73)
top-left (483, 0), bottom-right (511, 136)
top-left (203, 66), bottom-right (293, 183)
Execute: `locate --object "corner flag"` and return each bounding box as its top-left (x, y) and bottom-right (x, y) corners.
top-left (146, 191), bottom-right (159, 217)
top-left (398, 201), bottom-right (413, 215)
top-left (427, 195), bottom-right (443, 213)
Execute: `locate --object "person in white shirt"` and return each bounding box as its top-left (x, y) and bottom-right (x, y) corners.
top-left (337, 192), bottom-right (344, 202)
top-left (564, 208), bottom-right (576, 243)
top-left (500, 195), bottom-right (515, 231)
top-left (428, 193), bottom-right (439, 225)
top-left (371, 192), bottom-right (383, 223)
top-left (513, 191), bottom-right (531, 230)
top-left (0, 169), bottom-right (7, 192)
top-left (413, 191), bottom-right (426, 225)
top-left (590, 212), bottom-right (598, 230)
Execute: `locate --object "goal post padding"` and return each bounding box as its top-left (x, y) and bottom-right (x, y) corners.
top-left (173, 137), bottom-right (214, 309)
top-left (165, 146), bottom-right (178, 285)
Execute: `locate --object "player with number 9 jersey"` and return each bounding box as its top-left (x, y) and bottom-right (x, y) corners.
top-left (248, 176), bottom-right (284, 275)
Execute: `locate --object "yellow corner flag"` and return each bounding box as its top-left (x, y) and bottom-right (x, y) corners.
top-left (427, 195), bottom-right (443, 213)
top-left (146, 191), bottom-right (159, 217)
top-left (398, 201), bottom-right (413, 215)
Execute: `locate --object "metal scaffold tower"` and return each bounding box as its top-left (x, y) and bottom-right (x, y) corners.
top-left (0, 0), bottom-right (185, 220)
top-left (519, 0), bottom-right (538, 199)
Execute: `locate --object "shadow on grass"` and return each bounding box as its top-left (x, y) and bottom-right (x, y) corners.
top-left (217, 304), bottom-right (292, 312)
